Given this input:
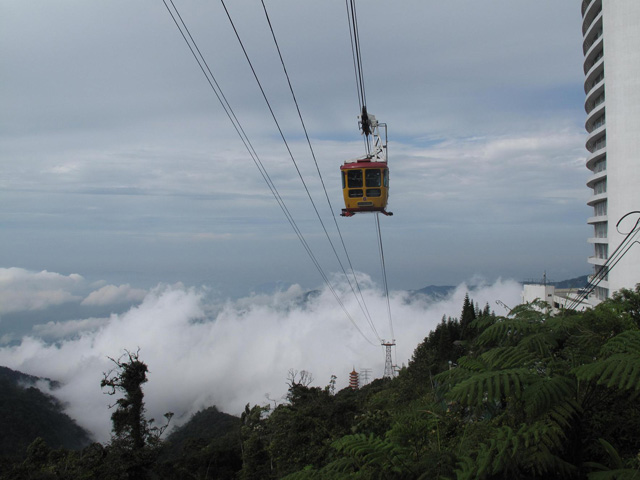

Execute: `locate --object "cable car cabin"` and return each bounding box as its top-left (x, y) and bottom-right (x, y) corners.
top-left (340, 159), bottom-right (392, 217)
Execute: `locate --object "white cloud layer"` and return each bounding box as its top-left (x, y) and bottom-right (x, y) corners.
top-left (0, 268), bottom-right (84, 313)
top-left (0, 276), bottom-right (522, 443)
top-left (81, 284), bottom-right (147, 307)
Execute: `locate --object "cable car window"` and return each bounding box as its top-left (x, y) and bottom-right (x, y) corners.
top-left (365, 169), bottom-right (381, 187)
top-left (383, 169), bottom-right (389, 187)
top-left (342, 171), bottom-right (346, 189)
top-left (349, 189), bottom-right (363, 198)
top-left (366, 189), bottom-right (381, 197)
top-left (347, 170), bottom-right (362, 188)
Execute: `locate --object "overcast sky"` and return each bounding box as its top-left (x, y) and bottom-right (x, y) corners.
top-left (0, 0), bottom-right (590, 439)
top-left (1, 0), bottom-right (588, 295)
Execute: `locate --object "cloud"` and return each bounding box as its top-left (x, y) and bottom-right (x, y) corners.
top-left (0, 276), bottom-right (523, 443)
top-left (32, 317), bottom-right (110, 340)
top-left (0, 268), bottom-right (84, 314)
top-left (81, 284), bottom-right (147, 307)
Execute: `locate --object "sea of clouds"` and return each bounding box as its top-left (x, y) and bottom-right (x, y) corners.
top-left (0, 267), bottom-right (522, 443)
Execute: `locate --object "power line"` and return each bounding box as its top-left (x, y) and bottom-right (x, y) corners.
top-left (567, 210), bottom-right (640, 309)
top-left (259, 0), bottom-right (379, 340)
top-left (162, 0), bottom-right (378, 345)
top-left (344, 0), bottom-right (396, 344)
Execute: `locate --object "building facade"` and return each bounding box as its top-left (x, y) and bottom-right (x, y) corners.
top-left (582, 0), bottom-right (640, 302)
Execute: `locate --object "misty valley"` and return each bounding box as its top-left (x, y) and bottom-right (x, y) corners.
top-left (2, 284), bottom-right (640, 479)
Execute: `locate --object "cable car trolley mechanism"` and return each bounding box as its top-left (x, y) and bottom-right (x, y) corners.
top-left (340, 108), bottom-right (392, 217)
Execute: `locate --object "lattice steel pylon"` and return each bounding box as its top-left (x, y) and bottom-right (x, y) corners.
top-left (382, 340), bottom-right (396, 378)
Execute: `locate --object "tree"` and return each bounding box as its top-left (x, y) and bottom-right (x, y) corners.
top-left (460, 293), bottom-right (476, 340)
top-left (100, 349), bottom-right (172, 479)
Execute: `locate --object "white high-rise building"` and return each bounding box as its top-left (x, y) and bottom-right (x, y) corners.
top-left (582, 0), bottom-right (640, 302)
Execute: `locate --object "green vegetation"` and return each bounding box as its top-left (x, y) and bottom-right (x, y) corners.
top-left (3, 285), bottom-right (640, 479)
top-left (0, 367), bottom-right (90, 458)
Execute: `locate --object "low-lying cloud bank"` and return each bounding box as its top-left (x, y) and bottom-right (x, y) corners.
top-left (0, 271), bottom-right (522, 443)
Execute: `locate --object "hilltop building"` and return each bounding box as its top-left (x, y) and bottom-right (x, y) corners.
top-left (349, 368), bottom-right (359, 390)
top-left (582, 0), bottom-right (640, 303)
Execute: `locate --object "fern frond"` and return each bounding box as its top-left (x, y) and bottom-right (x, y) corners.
top-left (588, 469), bottom-right (640, 480)
top-left (480, 346), bottom-right (537, 369)
top-left (518, 331), bottom-right (561, 357)
top-left (448, 368), bottom-right (533, 406)
top-left (456, 355), bottom-right (488, 372)
top-left (476, 319), bottom-right (542, 347)
top-left (523, 376), bottom-right (577, 419)
top-left (573, 353), bottom-right (640, 391)
top-left (331, 433), bottom-right (411, 472)
top-left (600, 330), bottom-right (640, 356)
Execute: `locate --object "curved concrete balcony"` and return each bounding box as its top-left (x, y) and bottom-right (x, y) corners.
top-left (584, 58), bottom-right (604, 92)
top-left (584, 48), bottom-right (604, 75)
top-left (587, 215), bottom-right (608, 224)
top-left (588, 256), bottom-right (608, 266)
top-left (584, 35), bottom-right (604, 66)
top-left (585, 124), bottom-right (606, 151)
top-left (583, 14), bottom-right (603, 54)
top-left (582, 0), bottom-right (602, 35)
top-left (587, 192), bottom-right (607, 206)
top-left (585, 102), bottom-right (605, 132)
top-left (588, 236), bottom-right (608, 244)
top-left (586, 169), bottom-right (607, 188)
top-left (586, 148), bottom-right (606, 171)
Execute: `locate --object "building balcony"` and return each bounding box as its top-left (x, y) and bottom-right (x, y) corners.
top-left (583, 14), bottom-right (603, 54)
top-left (584, 59), bottom-right (605, 94)
top-left (584, 82), bottom-right (605, 113)
top-left (585, 102), bottom-right (605, 132)
top-left (586, 148), bottom-right (606, 171)
top-left (585, 125), bottom-right (606, 152)
top-left (582, 0), bottom-right (602, 35)
top-left (587, 192), bottom-right (607, 206)
top-left (587, 215), bottom-right (608, 224)
top-left (589, 256), bottom-right (608, 266)
top-left (586, 170), bottom-right (607, 188)
top-left (588, 236), bottom-right (608, 244)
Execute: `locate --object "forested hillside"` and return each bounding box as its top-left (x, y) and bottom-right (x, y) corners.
top-left (0, 367), bottom-right (91, 457)
top-left (2, 286), bottom-right (640, 479)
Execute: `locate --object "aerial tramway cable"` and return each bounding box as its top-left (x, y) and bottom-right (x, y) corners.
top-left (258, 0), bottom-right (379, 341)
top-left (344, 0), bottom-right (396, 346)
top-left (162, 0), bottom-right (378, 345)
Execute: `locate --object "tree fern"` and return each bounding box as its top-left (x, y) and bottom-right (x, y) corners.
top-left (455, 421), bottom-right (575, 480)
top-left (584, 438), bottom-right (640, 480)
top-left (331, 433), bottom-right (412, 475)
top-left (448, 368), bottom-right (534, 407)
top-left (476, 317), bottom-right (544, 347)
top-left (573, 331), bottom-right (640, 391)
top-left (523, 376), bottom-right (579, 419)
top-left (480, 346), bottom-right (537, 369)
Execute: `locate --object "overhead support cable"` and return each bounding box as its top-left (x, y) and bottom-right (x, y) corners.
top-left (567, 211), bottom-right (640, 310)
top-left (344, 0), bottom-right (396, 345)
top-left (375, 213), bottom-right (394, 340)
top-left (162, 0), bottom-right (377, 345)
top-left (259, 0), bottom-right (379, 340)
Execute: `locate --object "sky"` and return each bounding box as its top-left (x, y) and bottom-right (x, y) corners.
top-left (0, 1), bottom-right (590, 440)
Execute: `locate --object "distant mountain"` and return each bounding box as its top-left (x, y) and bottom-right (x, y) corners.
top-left (549, 275), bottom-right (590, 289)
top-left (407, 285), bottom-right (456, 303)
top-left (163, 405), bottom-right (241, 460)
top-left (521, 275), bottom-right (590, 289)
top-left (0, 366), bottom-right (91, 457)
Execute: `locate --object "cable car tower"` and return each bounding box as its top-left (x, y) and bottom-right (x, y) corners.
top-left (382, 339), bottom-right (396, 379)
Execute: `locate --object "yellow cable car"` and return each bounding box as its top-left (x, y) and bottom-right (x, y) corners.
top-left (340, 160), bottom-right (391, 216)
top-left (340, 110), bottom-right (392, 217)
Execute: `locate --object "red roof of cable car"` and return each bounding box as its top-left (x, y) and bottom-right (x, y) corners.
top-left (340, 159), bottom-right (388, 170)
